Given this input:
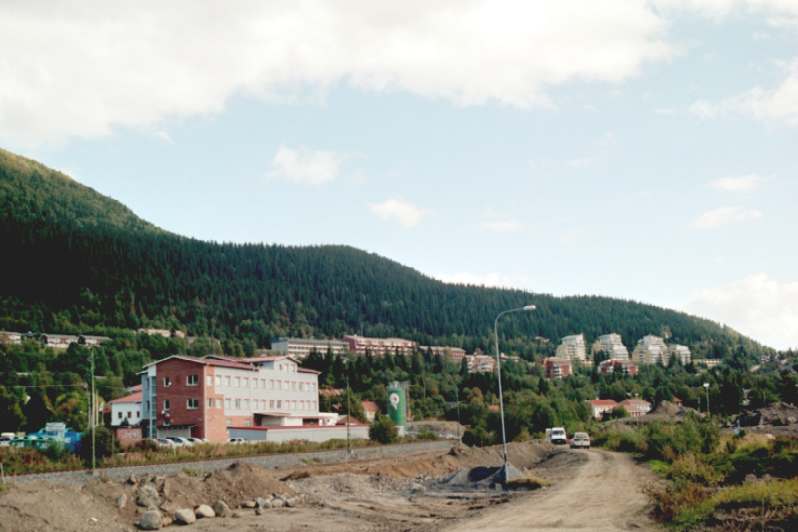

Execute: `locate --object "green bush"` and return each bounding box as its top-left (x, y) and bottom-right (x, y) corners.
top-left (369, 415), bottom-right (398, 444)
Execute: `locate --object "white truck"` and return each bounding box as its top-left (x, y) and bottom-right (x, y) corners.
top-left (547, 427), bottom-right (567, 445)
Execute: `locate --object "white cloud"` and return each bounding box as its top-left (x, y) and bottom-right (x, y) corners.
top-left (690, 60), bottom-right (798, 125)
top-left (269, 145), bottom-right (344, 186)
top-left (154, 130), bottom-right (174, 144)
top-left (687, 273), bottom-right (798, 350)
top-left (0, 1), bottom-right (674, 146)
top-left (654, 0), bottom-right (798, 24)
top-left (709, 174), bottom-right (764, 191)
top-left (481, 219), bottom-right (523, 233)
top-left (693, 206), bottom-right (763, 228)
top-left (369, 199), bottom-right (425, 228)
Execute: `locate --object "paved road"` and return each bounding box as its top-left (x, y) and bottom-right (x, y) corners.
top-left (7, 439), bottom-right (451, 485)
top-left (452, 449), bottom-right (659, 532)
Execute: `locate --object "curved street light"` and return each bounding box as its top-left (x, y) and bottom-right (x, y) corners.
top-left (494, 304), bottom-right (536, 481)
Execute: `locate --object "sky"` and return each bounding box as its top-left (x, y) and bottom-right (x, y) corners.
top-left (1, 1), bottom-right (797, 350)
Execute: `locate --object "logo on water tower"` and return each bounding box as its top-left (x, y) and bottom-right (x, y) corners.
top-left (389, 392), bottom-right (400, 410)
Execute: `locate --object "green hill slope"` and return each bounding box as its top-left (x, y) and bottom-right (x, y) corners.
top-left (0, 148), bottom-right (767, 358)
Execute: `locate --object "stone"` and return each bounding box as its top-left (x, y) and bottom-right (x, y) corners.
top-left (136, 485), bottom-right (161, 508)
top-left (212, 500), bottom-right (232, 518)
top-left (284, 497), bottom-right (296, 508)
top-left (271, 498), bottom-right (285, 509)
top-left (127, 474), bottom-right (138, 485)
top-left (137, 510), bottom-right (162, 530)
top-left (254, 507), bottom-right (263, 516)
top-left (161, 516), bottom-right (173, 528)
top-left (174, 508), bottom-right (196, 525)
top-left (241, 500), bottom-right (257, 509)
top-left (116, 494), bottom-right (128, 510)
top-left (195, 504), bottom-right (216, 519)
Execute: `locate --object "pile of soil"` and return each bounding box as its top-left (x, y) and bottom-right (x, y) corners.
top-left (161, 462), bottom-right (295, 509)
top-left (738, 402), bottom-right (798, 427)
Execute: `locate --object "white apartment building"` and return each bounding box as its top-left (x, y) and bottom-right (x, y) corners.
top-left (555, 334), bottom-right (589, 364)
top-left (591, 333), bottom-right (630, 360)
top-left (632, 335), bottom-right (669, 365)
top-left (108, 390), bottom-right (142, 427)
top-left (270, 337), bottom-right (349, 360)
top-left (669, 344), bottom-right (692, 365)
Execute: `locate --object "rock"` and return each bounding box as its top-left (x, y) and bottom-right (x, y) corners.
top-left (161, 515), bottom-right (173, 528)
top-left (137, 510), bottom-right (163, 530)
top-left (195, 504), bottom-right (215, 519)
top-left (254, 507), bottom-right (263, 516)
top-left (284, 497), bottom-right (296, 508)
top-left (212, 500), bottom-right (232, 518)
top-left (136, 485), bottom-right (161, 508)
top-left (174, 508), bottom-right (196, 525)
top-left (116, 494), bottom-right (128, 510)
top-left (271, 498), bottom-right (285, 509)
top-left (127, 474), bottom-right (138, 485)
top-left (241, 500), bottom-right (257, 509)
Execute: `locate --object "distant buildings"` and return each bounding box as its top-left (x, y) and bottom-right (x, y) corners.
top-left (271, 337), bottom-right (348, 360)
top-left (420, 345), bottom-right (467, 362)
top-left (342, 335), bottom-right (417, 356)
top-left (0, 331), bottom-right (110, 349)
top-left (619, 398), bottom-right (652, 417)
top-left (467, 354), bottom-right (496, 373)
top-left (592, 334), bottom-right (629, 360)
top-left (598, 359), bottom-right (638, 376)
top-left (669, 344), bottom-right (692, 365)
top-left (544, 358), bottom-right (573, 379)
top-left (632, 335), bottom-right (670, 365)
top-left (555, 334), bottom-right (590, 365)
top-left (588, 399), bottom-right (619, 420)
top-left (108, 389), bottom-right (142, 427)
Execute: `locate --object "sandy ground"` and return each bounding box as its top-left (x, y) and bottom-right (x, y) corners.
top-left (0, 443), bottom-right (658, 532)
top-left (450, 449), bottom-right (659, 532)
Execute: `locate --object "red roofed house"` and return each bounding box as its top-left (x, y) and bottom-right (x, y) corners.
top-left (588, 399), bottom-right (619, 420)
top-left (108, 390), bottom-right (142, 427)
top-left (619, 398), bottom-right (652, 417)
top-left (361, 400), bottom-right (380, 422)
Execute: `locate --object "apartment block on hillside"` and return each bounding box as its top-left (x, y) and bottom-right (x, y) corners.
top-left (270, 337), bottom-right (349, 360)
top-left (632, 335), bottom-right (669, 365)
top-left (591, 333), bottom-right (630, 360)
top-left (555, 334), bottom-right (590, 365)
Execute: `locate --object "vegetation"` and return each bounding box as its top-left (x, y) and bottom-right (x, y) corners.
top-left (369, 415), bottom-right (399, 444)
top-left (596, 419), bottom-right (798, 530)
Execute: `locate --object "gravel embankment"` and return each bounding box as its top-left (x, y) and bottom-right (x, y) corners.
top-left (6, 439), bottom-right (451, 485)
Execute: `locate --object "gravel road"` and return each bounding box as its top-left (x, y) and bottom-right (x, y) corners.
top-left (451, 448), bottom-right (659, 532)
top-left (7, 439), bottom-right (451, 485)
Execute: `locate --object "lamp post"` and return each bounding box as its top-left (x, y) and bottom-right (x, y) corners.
top-left (90, 348), bottom-right (96, 475)
top-left (494, 304), bottom-right (536, 481)
top-left (703, 382), bottom-right (710, 417)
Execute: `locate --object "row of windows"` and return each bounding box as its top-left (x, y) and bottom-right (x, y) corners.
top-left (117, 410), bottom-right (140, 419)
top-left (209, 374), bottom-right (316, 393)
top-left (162, 375), bottom-right (198, 387)
top-left (161, 398), bottom-right (318, 413)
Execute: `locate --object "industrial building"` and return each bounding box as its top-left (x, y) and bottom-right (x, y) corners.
top-left (139, 354), bottom-right (361, 443)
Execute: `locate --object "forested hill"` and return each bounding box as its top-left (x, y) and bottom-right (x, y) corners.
top-left (0, 148), bottom-right (767, 357)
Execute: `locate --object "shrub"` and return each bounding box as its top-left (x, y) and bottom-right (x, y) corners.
top-left (369, 415), bottom-right (398, 444)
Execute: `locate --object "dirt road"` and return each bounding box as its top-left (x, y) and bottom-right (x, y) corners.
top-left (451, 449), bottom-right (658, 532)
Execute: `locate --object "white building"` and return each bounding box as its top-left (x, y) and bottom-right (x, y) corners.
top-left (669, 344), bottom-right (692, 365)
top-left (270, 337), bottom-right (349, 360)
top-left (108, 390), bottom-right (142, 427)
top-left (632, 335), bottom-right (670, 365)
top-left (556, 334), bottom-right (589, 365)
top-left (591, 333), bottom-right (629, 360)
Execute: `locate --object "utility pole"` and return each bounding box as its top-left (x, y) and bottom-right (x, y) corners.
top-left (345, 370), bottom-right (351, 458)
top-left (90, 348), bottom-right (96, 475)
top-left (454, 386), bottom-right (461, 443)
top-left (703, 382), bottom-right (710, 417)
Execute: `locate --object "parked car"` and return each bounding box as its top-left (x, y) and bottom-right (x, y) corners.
top-left (228, 437), bottom-right (246, 445)
top-left (548, 427), bottom-right (567, 445)
top-left (154, 437), bottom-right (177, 448)
top-left (167, 437), bottom-right (193, 447)
top-left (570, 432), bottom-right (591, 449)
top-left (187, 437), bottom-right (207, 445)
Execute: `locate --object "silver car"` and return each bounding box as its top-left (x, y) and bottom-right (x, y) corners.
top-left (570, 432), bottom-right (591, 449)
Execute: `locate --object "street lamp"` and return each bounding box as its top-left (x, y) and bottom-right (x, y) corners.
top-left (494, 304), bottom-right (536, 481)
top-left (703, 382), bottom-right (710, 416)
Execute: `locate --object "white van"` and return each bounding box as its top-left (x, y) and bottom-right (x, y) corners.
top-left (548, 427), bottom-right (567, 445)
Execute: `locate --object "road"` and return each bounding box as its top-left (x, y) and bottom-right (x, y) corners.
top-left (7, 439), bottom-right (451, 485)
top-left (451, 449), bottom-right (659, 532)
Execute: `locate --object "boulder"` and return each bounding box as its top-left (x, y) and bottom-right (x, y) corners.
top-left (137, 510), bottom-right (162, 530)
top-left (116, 494), bottom-right (128, 510)
top-left (255, 507), bottom-right (263, 516)
top-left (241, 500), bottom-right (257, 509)
top-left (212, 500), bottom-right (232, 518)
top-left (127, 474), bottom-right (138, 485)
top-left (174, 508), bottom-right (196, 525)
top-left (195, 504), bottom-right (216, 519)
top-left (161, 515), bottom-right (173, 528)
top-left (271, 497), bottom-right (285, 509)
top-left (136, 485), bottom-right (161, 508)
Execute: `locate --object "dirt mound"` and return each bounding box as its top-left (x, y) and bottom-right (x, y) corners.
top-left (739, 402), bottom-right (798, 427)
top-left (162, 462), bottom-right (295, 509)
top-left (0, 481), bottom-right (129, 532)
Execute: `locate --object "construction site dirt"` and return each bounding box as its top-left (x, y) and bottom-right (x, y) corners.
top-left (0, 441), bottom-right (658, 531)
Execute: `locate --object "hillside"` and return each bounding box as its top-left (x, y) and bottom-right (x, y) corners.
top-left (0, 148), bottom-right (768, 358)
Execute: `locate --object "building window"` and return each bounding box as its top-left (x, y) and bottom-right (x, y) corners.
top-left (206, 375), bottom-right (213, 386)
top-left (269, 400), bottom-right (275, 409)
top-left (127, 411), bottom-right (132, 418)
top-left (117, 412), bottom-right (123, 419)
top-left (216, 375), bottom-right (222, 387)
top-left (216, 399), bottom-right (223, 408)
top-left (235, 399), bottom-right (241, 409)
top-left (225, 398), bottom-right (231, 409)
top-left (186, 398), bottom-right (199, 410)
top-left (235, 377), bottom-right (241, 388)
top-left (163, 399), bottom-right (170, 411)
top-left (163, 376), bottom-right (172, 387)
top-left (186, 374), bottom-right (199, 386)
top-left (225, 376), bottom-right (231, 387)
top-left (269, 380), bottom-right (274, 390)
top-left (244, 399), bottom-right (250, 410)
top-left (208, 398), bottom-right (214, 408)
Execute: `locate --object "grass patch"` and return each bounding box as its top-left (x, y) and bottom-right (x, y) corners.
top-left (648, 459), bottom-right (670, 477)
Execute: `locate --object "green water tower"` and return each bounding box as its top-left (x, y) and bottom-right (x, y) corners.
top-left (387, 381), bottom-right (407, 427)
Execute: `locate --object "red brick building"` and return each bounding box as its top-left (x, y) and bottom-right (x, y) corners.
top-left (544, 357), bottom-right (573, 379)
top-left (598, 359), bottom-right (639, 377)
top-left (141, 355), bottom-right (323, 442)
